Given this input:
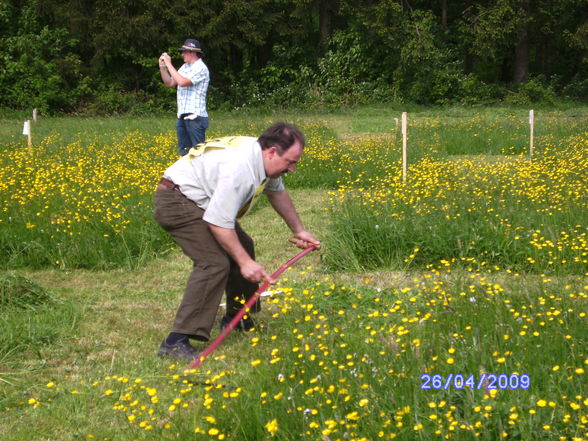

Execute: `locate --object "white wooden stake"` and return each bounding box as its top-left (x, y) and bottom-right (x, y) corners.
top-left (32, 108), bottom-right (38, 122)
top-left (529, 109), bottom-right (534, 157)
top-left (401, 112), bottom-right (407, 183)
top-left (23, 120), bottom-right (32, 146)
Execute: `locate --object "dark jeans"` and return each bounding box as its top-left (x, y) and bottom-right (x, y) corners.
top-left (176, 115), bottom-right (209, 156)
top-left (153, 187), bottom-right (259, 340)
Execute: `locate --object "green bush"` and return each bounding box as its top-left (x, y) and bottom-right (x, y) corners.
top-left (79, 85), bottom-right (173, 116)
top-left (561, 74), bottom-right (588, 100)
top-left (316, 31), bottom-right (373, 96)
top-left (504, 77), bottom-right (557, 106)
top-left (457, 74), bottom-right (503, 104)
top-left (0, 1), bottom-right (87, 114)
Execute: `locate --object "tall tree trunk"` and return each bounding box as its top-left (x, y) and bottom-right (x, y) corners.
top-left (441, 0), bottom-right (448, 28)
top-left (257, 39), bottom-right (272, 68)
top-left (230, 46), bottom-right (243, 75)
top-left (464, 53), bottom-right (474, 74)
top-left (513, 0), bottom-right (530, 84)
top-left (318, 0), bottom-right (338, 52)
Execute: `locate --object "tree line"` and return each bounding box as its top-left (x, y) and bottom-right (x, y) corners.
top-left (1, 0), bottom-right (587, 114)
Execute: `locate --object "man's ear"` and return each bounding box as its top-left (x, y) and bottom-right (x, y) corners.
top-left (267, 146), bottom-right (278, 156)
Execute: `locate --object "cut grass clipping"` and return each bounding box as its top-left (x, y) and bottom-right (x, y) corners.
top-left (0, 272), bottom-right (52, 309)
top-left (0, 272), bottom-right (80, 369)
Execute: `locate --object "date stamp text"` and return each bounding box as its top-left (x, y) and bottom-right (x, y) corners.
top-left (420, 373), bottom-right (530, 390)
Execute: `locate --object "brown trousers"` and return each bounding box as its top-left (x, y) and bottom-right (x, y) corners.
top-left (154, 188), bottom-right (259, 341)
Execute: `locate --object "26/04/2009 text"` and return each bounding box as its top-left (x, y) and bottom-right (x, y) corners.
top-left (420, 373), bottom-right (530, 390)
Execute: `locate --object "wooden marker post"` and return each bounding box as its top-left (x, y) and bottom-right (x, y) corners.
top-left (529, 109), bottom-right (534, 157)
top-left (402, 112), bottom-right (407, 183)
top-left (23, 120), bottom-right (32, 147)
top-left (33, 108), bottom-right (38, 122)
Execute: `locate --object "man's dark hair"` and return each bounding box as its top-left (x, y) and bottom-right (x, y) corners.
top-left (258, 122), bottom-right (305, 154)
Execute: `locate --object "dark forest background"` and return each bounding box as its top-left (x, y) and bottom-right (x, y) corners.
top-left (1, 0), bottom-right (587, 114)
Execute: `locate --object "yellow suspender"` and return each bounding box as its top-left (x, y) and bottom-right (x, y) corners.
top-left (236, 179), bottom-right (267, 219)
top-left (186, 136), bottom-right (250, 159)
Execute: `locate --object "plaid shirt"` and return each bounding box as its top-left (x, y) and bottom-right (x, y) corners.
top-left (177, 58), bottom-right (209, 118)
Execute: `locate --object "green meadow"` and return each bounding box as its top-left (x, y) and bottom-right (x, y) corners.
top-left (0, 106), bottom-right (587, 441)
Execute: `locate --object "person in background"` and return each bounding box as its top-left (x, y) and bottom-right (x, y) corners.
top-left (154, 122), bottom-right (320, 361)
top-left (159, 39), bottom-right (209, 156)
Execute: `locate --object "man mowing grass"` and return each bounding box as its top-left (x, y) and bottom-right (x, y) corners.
top-left (154, 122), bottom-right (320, 361)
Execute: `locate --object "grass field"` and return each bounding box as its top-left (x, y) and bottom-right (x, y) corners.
top-left (1, 105), bottom-right (587, 441)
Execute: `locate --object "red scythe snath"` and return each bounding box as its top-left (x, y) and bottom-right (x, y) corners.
top-left (188, 245), bottom-right (318, 370)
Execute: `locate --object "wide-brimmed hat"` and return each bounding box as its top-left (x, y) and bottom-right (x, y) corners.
top-left (179, 39), bottom-right (204, 54)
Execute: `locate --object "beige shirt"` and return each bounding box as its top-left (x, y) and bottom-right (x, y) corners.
top-left (163, 137), bottom-right (285, 228)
